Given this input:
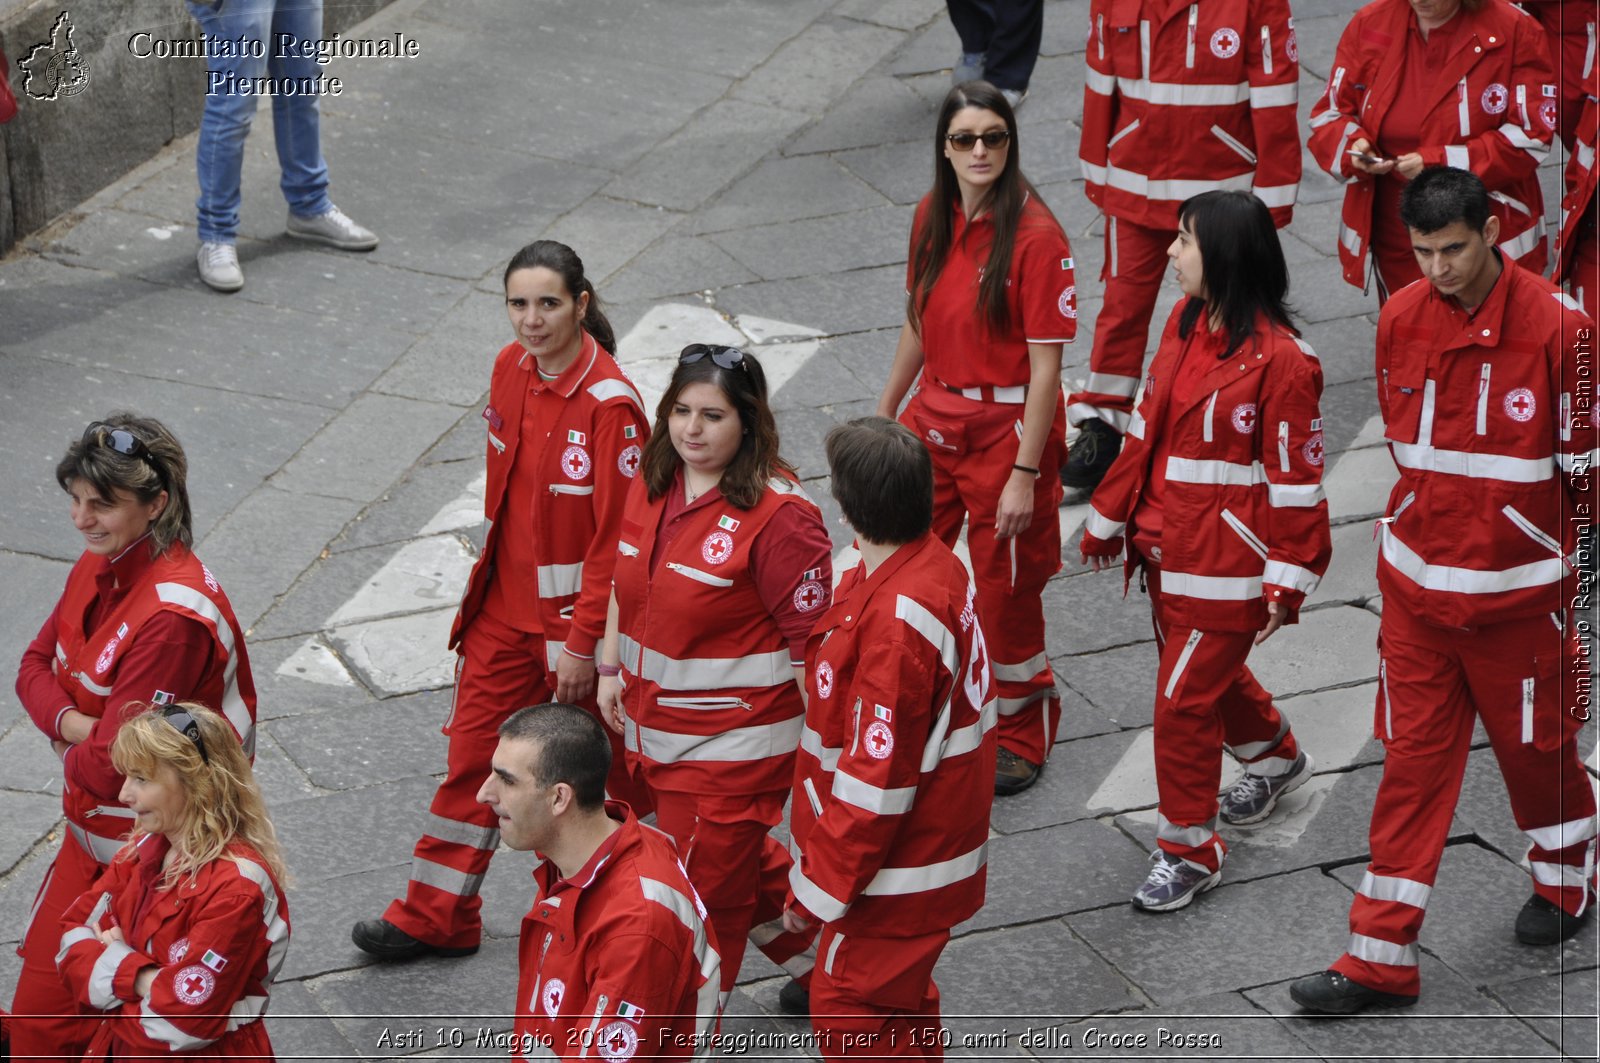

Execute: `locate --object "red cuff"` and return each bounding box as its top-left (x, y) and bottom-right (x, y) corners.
top-left (1263, 584), bottom-right (1305, 620)
top-left (1079, 530), bottom-right (1122, 560)
top-left (786, 897), bottom-right (819, 926)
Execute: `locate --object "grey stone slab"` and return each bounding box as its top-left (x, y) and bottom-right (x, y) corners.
top-left (1244, 604), bottom-right (1380, 699)
top-left (733, 17), bottom-right (906, 115)
top-left (602, 236), bottom-right (761, 306)
top-left (270, 689), bottom-right (451, 791)
top-left (1044, 568), bottom-right (1153, 657)
top-left (273, 775), bottom-right (440, 887)
top-left (263, 978), bottom-right (364, 1063)
top-left (717, 265), bottom-right (909, 337)
top-left (818, 327), bottom-right (902, 395)
top-left (711, 204), bottom-right (913, 283)
top-left (1307, 519), bottom-right (1380, 607)
top-left (990, 729), bottom-right (1145, 833)
top-left (369, 290), bottom-right (503, 409)
top-left (250, 729), bottom-right (323, 803)
top-left (1322, 442), bottom-right (1397, 521)
top-left (1056, 676), bottom-right (1126, 740)
top-left (1298, 315), bottom-right (1377, 389)
top-left (604, 98), bottom-right (811, 213)
top-left (787, 76), bottom-right (937, 156)
top-left (1041, 0), bottom-right (1093, 58)
top-left (1053, 642), bottom-right (1159, 728)
top-left (333, 456), bottom-right (484, 556)
top-left (1454, 746), bottom-right (1585, 872)
top-left (688, 155), bottom-right (891, 236)
top-left (836, 0), bottom-right (944, 32)
top-left (1068, 868), bottom-right (1353, 1005)
top-left (0, 846), bottom-right (53, 954)
top-left (0, 790), bottom-right (63, 877)
top-left (249, 541), bottom-right (409, 642)
top-left (771, 349), bottom-right (879, 412)
top-left (887, 10), bottom-right (962, 77)
top-left (0, 550), bottom-right (71, 697)
top-left (536, 197), bottom-right (684, 289)
top-left (1061, 990), bottom-right (1314, 1062)
top-left (958, 820), bottom-right (1151, 934)
top-left (1291, 12), bottom-right (1353, 82)
top-left (0, 717), bottom-right (65, 798)
top-left (269, 392), bottom-right (465, 503)
top-left (835, 137), bottom-right (939, 206)
top-left (1021, 117), bottom-right (1084, 189)
top-left (1295, 250), bottom-right (1381, 324)
top-left (1016, 52), bottom-right (1090, 127)
top-left (241, 633), bottom-right (379, 723)
top-left (1319, 377), bottom-right (1386, 460)
top-left (1490, 967), bottom-right (1598, 1060)
top-left (109, 127), bottom-right (302, 244)
top-left (421, 408), bottom-right (492, 468)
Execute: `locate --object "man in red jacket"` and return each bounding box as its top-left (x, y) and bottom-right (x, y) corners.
top-left (1291, 167), bottom-right (1597, 1015)
top-left (480, 703), bottom-right (722, 1062)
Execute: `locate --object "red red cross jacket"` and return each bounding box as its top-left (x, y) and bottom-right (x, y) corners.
top-left (1081, 0), bottom-right (1301, 230)
top-left (787, 534), bottom-right (996, 937)
top-left (1308, 0), bottom-right (1557, 290)
top-left (1554, 65), bottom-right (1598, 287)
top-left (1081, 304), bottom-right (1332, 630)
top-left (56, 835), bottom-right (289, 1060)
top-left (43, 543), bottom-right (256, 865)
top-left (514, 803), bottom-right (720, 1062)
top-left (613, 475), bottom-right (823, 795)
top-left (451, 332), bottom-right (649, 664)
top-left (1374, 258), bottom-right (1595, 628)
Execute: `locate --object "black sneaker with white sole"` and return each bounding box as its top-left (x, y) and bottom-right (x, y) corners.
top-left (1060, 418), bottom-right (1122, 503)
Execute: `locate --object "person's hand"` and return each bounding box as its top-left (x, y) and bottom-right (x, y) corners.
top-left (596, 675), bottom-right (626, 734)
top-left (52, 739), bottom-right (70, 761)
top-left (554, 651), bottom-right (596, 704)
top-left (97, 925), bottom-right (124, 946)
top-left (1346, 138), bottom-right (1397, 176)
top-left (1088, 553), bottom-right (1119, 573)
top-left (133, 966), bottom-right (157, 999)
top-left (1393, 152), bottom-right (1425, 180)
top-left (781, 907), bottom-right (813, 934)
top-left (1255, 600), bottom-right (1287, 646)
top-left (995, 470), bottom-right (1036, 539)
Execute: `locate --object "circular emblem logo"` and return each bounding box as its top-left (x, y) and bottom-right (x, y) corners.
top-left (598, 1020), bottom-right (640, 1061)
top-left (561, 445), bottom-right (592, 480)
top-left (927, 428), bottom-right (945, 446)
top-left (173, 965), bottom-right (215, 1005)
top-left (1286, 29), bottom-right (1299, 62)
top-left (541, 977), bottom-right (565, 1018)
top-left (1210, 27), bottom-right (1241, 58)
top-left (1302, 431), bottom-right (1325, 467)
top-left (793, 579), bottom-right (826, 613)
top-left (1058, 285), bottom-right (1076, 319)
top-left (701, 530), bottom-right (734, 565)
top-left (1481, 82), bottom-right (1508, 115)
top-left (617, 444), bottom-right (642, 478)
top-left (1504, 387), bottom-right (1536, 422)
top-left (95, 637), bottom-right (120, 675)
top-left (167, 938), bottom-right (190, 964)
top-left (1539, 100), bottom-right (1558, 130)
top-left (1230, 402), bottom-right (1258, 434)
top-left (864, 721), bottom-right (894, 760)
top-left (816, 660), bottom-right (835, 700)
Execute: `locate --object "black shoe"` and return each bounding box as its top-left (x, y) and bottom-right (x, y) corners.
top-left (1515, 892), bottom-right (1594, 946)
top-left (777, 978), bottom-right (810, 1016)
top-left (1288, 970), bottom-right (1417, 1014)
top-left (351, 918), bottom-right (479, 961)
top-left (1060, 419), bottom-right (1123, 503)
top-left (994, 747), bottom-right (1041, 796)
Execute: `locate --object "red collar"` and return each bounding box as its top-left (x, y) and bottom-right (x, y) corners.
top-left (526, 331), bottom-right (600, 398)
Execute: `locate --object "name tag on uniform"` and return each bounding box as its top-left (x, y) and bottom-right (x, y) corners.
top-left (482, 405), bottom-right (504, 431)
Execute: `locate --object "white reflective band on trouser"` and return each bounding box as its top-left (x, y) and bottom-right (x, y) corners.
top-left (1157, 571), bottom-right (1262, 600)
top-left (991, 651), bottom-right (1047, 683)
top-left (1086, 372), bottom-right (1141, 398)
top-left (536, 562), bottom-right (583, 598)
top-left (1263, 560), bottom-right (1320, 595)
top-left (1268, 481), bottom-right (1326, 507)
top-left (1084, 507), bottom-right (1126, 541)
top-left (619, 634), bottom-right (791, 690)
top-left (1156, 813), bottom-right (1215, 848)
top-left (1348, 933), bottom-right (1419, 967)
top-left (1380, 526), bottom-right (1565, 595)
top-left (1525, 815), bottom-right (1599, 852)
top-left (631, 717), bottom-right (804, 764)
top-left (410, 856), bottom-right (486, 898)
top-left (1164, 457), bottom-right (1264, 487)
top-left (67, 821), bottom-right (127, 865)
top-left (1530, 860), bottom-right (1592, 889)
top-left (1389, 441), bottom-right (1552, 483)
top-left (1357, 871), bottom-right (1432, 910)
top-left (997, 687), bottom-right (1054, 717)
top-left (833, 770), bottom-right (917, 815)
top-left (1068, 402), bottom-right (1134, 433)
top-left (425, 812), bottom-right (500, 850)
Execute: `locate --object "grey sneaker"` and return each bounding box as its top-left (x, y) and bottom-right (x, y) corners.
top-left (196, 241), bottom-right (244, 292)
top-left (953, 52), bottom-right (984, 84)
top-left (1130, 850), bottom-right (1221, 912)
top-left (1001, 87), bottom-right (1028, 111)
top-left (1219, 751), bottom-right (1315, 825)
top-left (286, 205), bottom-right (379, 251)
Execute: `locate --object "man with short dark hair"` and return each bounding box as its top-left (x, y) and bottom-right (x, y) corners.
top-left (479, 704), bottom-right (720, 1060)
top-left (1291, 167), bottom-right (1597, 1015)
top-left (784, 418), bottom-right (996, 1059)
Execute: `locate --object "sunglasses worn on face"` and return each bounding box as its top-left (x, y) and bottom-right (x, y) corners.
top-left (945, 130), bottom-right (1011, 152)
top-left (679, 344), bottom-right (747, 370)
top-left (160, 705), bottom-right (209, 764)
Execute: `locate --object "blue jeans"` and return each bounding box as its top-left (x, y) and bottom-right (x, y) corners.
top-left (187, 0), bottom-right (332, 242)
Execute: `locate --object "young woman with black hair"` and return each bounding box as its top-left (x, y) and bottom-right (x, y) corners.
top-left (875, 80), bottom-right (1077, 797)
top-left (1079, 190), bottom-right (1332, 912)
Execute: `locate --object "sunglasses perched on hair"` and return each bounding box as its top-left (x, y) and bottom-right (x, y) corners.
top-left (160, 705), bottom-right (209, 764)
top-left (85, 422), bottom-right (152, 461)
top-left (679, 344), bottom-right (748, 370)
top-left (945, 129), bottom-right (1011, 152)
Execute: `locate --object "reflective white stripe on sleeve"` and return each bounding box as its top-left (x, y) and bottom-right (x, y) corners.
top-left (66, 822), bottom-right (129, 865)
top-left (1388, 441), bottom-right (1554, 483)
top-left (1084, 506), bottom-right (1126, 541)
top-left (153, 583), bottom-right (254, 755)
top-left (141, 1001), bottom-right (218, 1051)
top-left (536, 562), bottom-right (583, 598)
top-left (632, 717), bottom-right (804, 764)
top-left (1268, 481), bottom-right (1326, 507)
top-left (1496, 121), bottom-right (1550, 161)
top-left (1358, 871), bottom-right (1432, 910)
top-left (1262, 561), bottom-right (1320, 595)
top-left (638, 876), bottom-right (722, 1041)
top-left (586, 377), bottom-right (645, 409)
top-left (1445, 144), bottom-right (1470, 169)
top-left (800, 725), bottom-right (842, 773)
top-left (1525, 815), bottom-right (1599, 852)
top-left (832, 771), bottom-right (917, 815)
top-left (56, 925), bottom-right (98, 968)
top-left (1127, 409), bottom-right (1147, 440)
top-left (1499, 222), bottom-right (1545, 261)
top-left (894, 596), bottom-right (960, 682)
top-left (87, 940), bottom-right (136, 1009)
top-left (1248, 82), bottom-right (1298, 108)
top-left (1250, 183), bottom-right (1299, 209)
top-left (1157, 571), bottom-right (1263, 601)
top-left (1380, 526), bottom-right (1567, 595)
top-left (789, 850), bottom-right (850, 923)
top-left (1348, 933), bottom-right (1419, 967)
top-left (1086, 372), bottom-right (1141, 398)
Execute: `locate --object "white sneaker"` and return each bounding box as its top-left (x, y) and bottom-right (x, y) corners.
top-left (197, 241), bottom-right (244, 292)
top-left (1001, 88), bottom-right (1028, 111)
top-left (285, 205), bottom-right (379, 251)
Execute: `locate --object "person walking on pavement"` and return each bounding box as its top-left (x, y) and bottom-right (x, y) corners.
top-left (1079, 190), bottom-right (1329, 913)
top-left (1062, 0), bottom-right (1302, 502)
top-left (480, 704), bottom-right (721, 1062)
top-left (1291, 167), bottom-right (1598, 1015)
top-left (784, 417), bottom-right (997, 1060)
top-left (596, 347), bottom-right (829, 1007)
top-left (353, 241), bottom-right (651, 963)
top-left (11, 414), bottom-right (257, 1062)
top-left (1307, 0), bottom-right (1556, 302)
top-left (946, 0), bottom-right (1043, 108)
top-left (187, 0), bottom-right (378, 292)
top-left (876, 81), bottom-right (1076, 796)
top-left (1554, 65), bottom-right (1597, 320)
top-left (56, 703), bottom-right (290, 1060)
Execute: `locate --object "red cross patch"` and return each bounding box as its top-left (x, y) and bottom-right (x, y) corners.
top-left (1539, 100), bottom-right (1558, 130)
top-left (173, 964), bottom-right (215, 1005)
top-left (1231, 403), bottom-right (1257, 434)
top-left (701, 531), bottom-right (734, 565)
top-left (96, 637), bottom-right (121, 675)
top-left (1504, 387), bottom-right (1536, 422)
top-left (865, 720), bottom-right (894, 760)
top-left (1058, 285), bottom-right (1077, 319)
top-left (618, 444), bottom-right (642, 478)
top-left (598, 1020), bottom-right (639, 1061)
top-left (1302, 431), bottom-right (1325, 467)
top-left (562, 444), bottom-right (592, 480)
top-left (167, 937), bottom-right (190, 964)
top-left (1481, 82), bottom-right (1508, 115)
top-left (1210, 27), bottom-right (1241, 57)
top-left (816, 661), bottom-right (834, 699)
top-left (541, 977), bottom-right (565, 1017)
top-left (1286, 28), bottom-right (1299, 62)
top-left (793, 579), bottom-right (826, 613)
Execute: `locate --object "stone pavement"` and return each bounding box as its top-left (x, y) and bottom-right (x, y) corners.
top-left (0, 0), bottom-right (1595, 1059)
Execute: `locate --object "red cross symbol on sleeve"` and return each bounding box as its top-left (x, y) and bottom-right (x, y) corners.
top-left (184, 974), bottom-right (206, 996)
top-left (1305, 436), bottom-right (1323, 463)
top-left (566, 453), bottom-right (586, 475)
top-left (622, 451), bottom-right (640, 473)
top-left (605, 1029), bottom-right (630, 1052)
top-left (867, 728), bottom-right (888, 755)
top-left (798, 585), bottom-right (820, 608)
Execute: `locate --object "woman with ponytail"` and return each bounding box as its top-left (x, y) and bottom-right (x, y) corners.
top-left (353, 240), bottom-right (652, 961)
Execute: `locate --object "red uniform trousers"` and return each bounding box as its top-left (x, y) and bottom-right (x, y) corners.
top-left (1333, 607), bottom-right (1597, 997)
top-left (911, 402), bottom-right (1064, 764)
top-left (1147, 567), bottom-right (1301, 874)
top-left (648, 785), bottom-right (816, 994)
top-left (384, 609), bottom-right (648, 949)
top-left (1067, 217), bottom-right (1174, 431)
top-left (810, 926), bottom-right (948, 1061)
top-left (10, 829), bottom-right (102, 1062)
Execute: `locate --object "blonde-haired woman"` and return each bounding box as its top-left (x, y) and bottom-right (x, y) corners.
top-left (56, 702), bottom-right (289, 1060)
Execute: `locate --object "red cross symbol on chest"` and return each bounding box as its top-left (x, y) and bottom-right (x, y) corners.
top-left (566, 452), bottom-right (586, 474)
top-left (707, 539), bottom-right (728, 559)
top-left (1510, 394), bottom-right (1532, 417)
top-left (184, 974), bottom-right (207, 996)
top-left (1237, 408), bottom-right (1256, 430)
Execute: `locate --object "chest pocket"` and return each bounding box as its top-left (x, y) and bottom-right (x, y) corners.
top-left (666, 562), bottom-right (734, 588)
top-left (1381, 362), bottom-right (1428, 445)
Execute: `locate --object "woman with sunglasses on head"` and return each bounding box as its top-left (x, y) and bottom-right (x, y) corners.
top-left (876, 80), bottom-right (1076, 797)
top-left (11, 414), bottom-right (256, 1061)
top-left (57, 702), bottom-right (289, 1059)
top-left (597, 345), bottom-right (832, 1005)
top-left (1078, 190), bottom-right (1330, 912)
top-left (353, 240), bottom-right (652, 964)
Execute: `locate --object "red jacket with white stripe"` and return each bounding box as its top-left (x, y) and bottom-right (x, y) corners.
top-left (788, 534), bottom-right (996, 938)
top-left (1081, 304), bottom-right (1331, 631)
top-left (1081, 0), bottom-right (1301, 230)
top-left (1307, 0), bottom-right (1556, 290)
top-left (1375, 259), bottom-right (1595, 628)
top-left (1554, 65), bottom-right (1598, 285)
top-left (514, 804), bottom-right (720, 1062)
top-left (56, 836), bottom-right (288, 1060)
top-left (613, 475), bottom-right (825, 795)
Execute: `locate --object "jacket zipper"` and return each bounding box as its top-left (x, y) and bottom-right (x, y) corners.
top-left (549, 484), bottom-right (594, 496)
top-left (1476, 362), bottom-right (1491, 435)
top-left (1457, 78), bottom-right (1470, 137)
top-left (1097, 12), bottom-right (1105, 60)
top-left (1502, 504), bottom-right (1567, 558)
top-left (1377, 490), bottom-right (1417, 536)
top-left (1108, 119), bottom-right (1140, 148)
top-left (665, 561), bottom-right (734, 588)
top-left (1203, 392), bottom-right (1218, 442)
top-left (1260, 26), bottom-right (1273, 75)
top-left (1185, 5), bottom-right (1198, 67)
top-left (849, 697), bottom-right (863, 756)
top-left (1210, 124), bottom-right (1258, 165)
top-left (802, 776), bottom-right (824, 817)
top-left (1277, 421), bottom-right (1291, 472)
top-left (656, 695), bottom-right (753, 711)
top-left (488, 431), bottom-right (506, 454)
top-left (1220, 508), bottom-right (1269, 559)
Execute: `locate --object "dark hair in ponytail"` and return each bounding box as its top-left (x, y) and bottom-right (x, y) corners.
top-left (503, 240), bottom-right (617, 355)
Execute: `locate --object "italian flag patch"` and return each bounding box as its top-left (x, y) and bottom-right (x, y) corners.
top-left (201, 949), bottom-right (228, 972)
top-left (617, 1000), bottom-right (646, 1024)
top-left (568, 430), bottom-right (587, 445)
top-left (718, 515), bottom-right (740, 532)
top-left (623, 425), bottom-right (638, 439)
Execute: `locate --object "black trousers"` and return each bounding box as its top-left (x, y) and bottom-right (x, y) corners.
top-left (946, 0), bottom-right (1043, 92)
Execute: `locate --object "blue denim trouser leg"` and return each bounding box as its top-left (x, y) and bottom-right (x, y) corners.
top-left (188, 0), bottom-right (332, 243)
